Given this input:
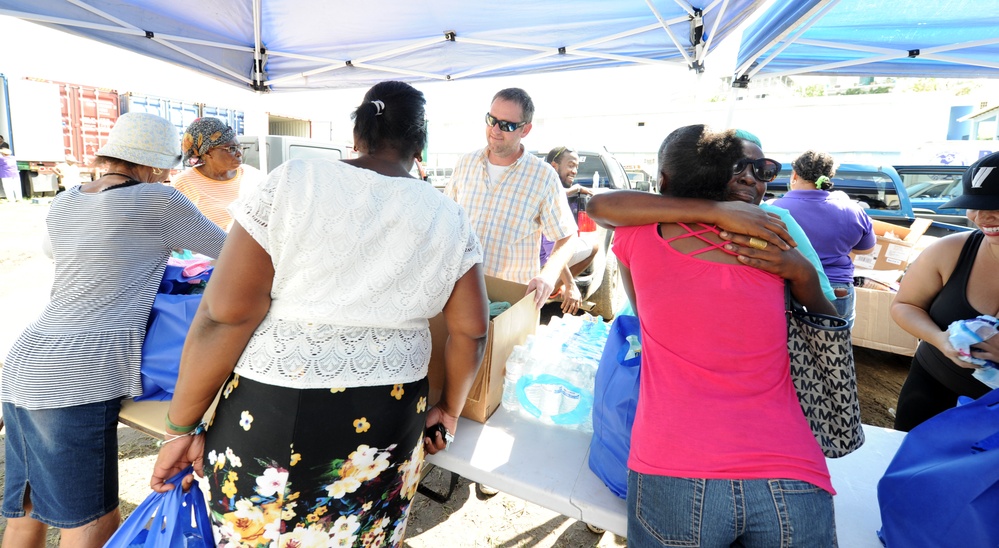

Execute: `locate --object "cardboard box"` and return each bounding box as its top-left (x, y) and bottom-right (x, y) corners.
top-left (852, 218), bottom-right (932, 272)
top-left (427, 276), bottom-right (539, 423)
top-left (852, 287), bottom-right (918, 356)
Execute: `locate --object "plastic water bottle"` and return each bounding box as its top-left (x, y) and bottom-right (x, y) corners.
top-left (502, 345), bottom-right (529, 413)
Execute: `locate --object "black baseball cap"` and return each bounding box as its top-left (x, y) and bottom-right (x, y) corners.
top-left (941, 151), bottom-right (999, 210)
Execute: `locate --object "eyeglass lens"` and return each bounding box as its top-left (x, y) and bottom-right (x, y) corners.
top-left (485, 113), bottom-right (524, 132)
top-left (734, 158), bottom-right (781, 182)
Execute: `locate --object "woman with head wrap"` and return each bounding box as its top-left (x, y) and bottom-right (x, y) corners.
top-left (173, 117), bottom-right (252, 230)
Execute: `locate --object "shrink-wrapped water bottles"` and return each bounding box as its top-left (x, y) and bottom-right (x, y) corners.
top-left (501, 313), bottom-right (610, 432)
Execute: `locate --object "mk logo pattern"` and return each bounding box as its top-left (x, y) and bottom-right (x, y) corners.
top-left (788, 309), bottom-right (865, 458)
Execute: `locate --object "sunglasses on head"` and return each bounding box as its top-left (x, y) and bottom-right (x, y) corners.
top-left (733, 157), bottom-right (782, 182)
top-left (485, 113), bottom-right (527, 132)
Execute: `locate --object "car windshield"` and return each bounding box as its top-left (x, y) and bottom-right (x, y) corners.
top-left (577, 153), bottom-right (631, 189)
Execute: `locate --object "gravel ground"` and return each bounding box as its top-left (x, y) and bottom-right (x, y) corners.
top-left (0, 197), bottom-right (906, 546)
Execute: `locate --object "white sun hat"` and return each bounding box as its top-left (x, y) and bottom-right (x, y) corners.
top-left (96, 112), bottom-right (182, 169)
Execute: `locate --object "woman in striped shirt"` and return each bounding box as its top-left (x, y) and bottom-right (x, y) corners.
top-left (1, 112), bottom-right (226, 548)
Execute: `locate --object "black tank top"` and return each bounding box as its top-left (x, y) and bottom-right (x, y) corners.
top-left (914, 230), bottom-right (990, 397)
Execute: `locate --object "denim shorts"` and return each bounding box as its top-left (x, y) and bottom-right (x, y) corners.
top-left (832, 282), bottom-right (856, 330)
top-left (627, 472), bottom-right (836, 547)
top-left (2, 399), bottom-right (121, 528)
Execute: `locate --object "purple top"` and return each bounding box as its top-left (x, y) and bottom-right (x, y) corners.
top-left (771, 190), bottom-right (876, 284)
top-left (0, 155), bottom-right (17, 179)
top-left (539, 193), bottom-right (580, 267)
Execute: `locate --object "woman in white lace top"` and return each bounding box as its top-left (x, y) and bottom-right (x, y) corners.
top-left (150, 81), bottom-right (488, 546)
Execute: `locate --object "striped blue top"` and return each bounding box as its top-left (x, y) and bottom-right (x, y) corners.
top-left (1, 183), bottom-right (226, 410)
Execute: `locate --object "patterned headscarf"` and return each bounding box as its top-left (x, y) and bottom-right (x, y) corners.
top-left (181, 117), bottom-right (236, 166)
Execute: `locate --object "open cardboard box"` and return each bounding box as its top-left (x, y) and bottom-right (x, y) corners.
top-left (852, 287), bottom-right (918, 356)
top-left (852, 218), bottom-right (931, 272)
top-left (427, 276), bottom-right (539, 423)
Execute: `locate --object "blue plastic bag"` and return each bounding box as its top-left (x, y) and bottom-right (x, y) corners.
top-left (587, 314), bottom-right (641, 499)
top-left (137, 265), bottom-right (211, 401)
top-left (138, 294), bottom-right (202, 401)
top-left (104, 466), bottom-right (214, 548)
top-left (877, 389), bottom-right (999, 547)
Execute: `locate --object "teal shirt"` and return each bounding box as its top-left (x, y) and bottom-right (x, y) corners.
top-left (760, 202), bottom-right (837, 302)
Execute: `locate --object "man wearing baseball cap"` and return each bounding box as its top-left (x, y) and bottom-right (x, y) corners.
top-left (892, 151), bottom-right (999, 431)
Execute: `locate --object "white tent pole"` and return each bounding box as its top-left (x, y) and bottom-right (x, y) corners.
top-left (744, 0), bottom-right (841, 81)
top-left (252, 0), bottom-right (265, 90)
top-left (700, 0), bottom-right (730, 62)
top-left (0, 8), bottom-right (248, 51)
top-left (645, 1), bottom-right (697, 67)
top-left (735, 0), bottom-right (837, 80)
top-left (2, 3), bottom-right (253, 85)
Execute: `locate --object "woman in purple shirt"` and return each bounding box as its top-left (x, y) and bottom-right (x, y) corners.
top-left (771, 150), bottom-right (876, 327)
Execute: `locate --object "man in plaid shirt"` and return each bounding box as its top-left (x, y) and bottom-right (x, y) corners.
top-left (445, 88), bottom-right (578, 308)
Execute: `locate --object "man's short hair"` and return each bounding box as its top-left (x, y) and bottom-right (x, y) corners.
top-left (492, 88), bottom-right (535, 124)
top-left (545, 146), bottom-right (573, 164)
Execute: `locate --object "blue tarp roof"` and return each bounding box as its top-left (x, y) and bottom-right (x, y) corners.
top-left (734, 0), bottom-right (999, 86)
top-left (0, 0), bottom-right (766, 92)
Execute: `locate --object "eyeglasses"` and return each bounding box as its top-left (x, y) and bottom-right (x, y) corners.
top-left (214, 145), bottom-right (243, 155)
top-left (732, 157), bottom-right (782, 182)
top-left (485, 113), bottom-right (527, 132)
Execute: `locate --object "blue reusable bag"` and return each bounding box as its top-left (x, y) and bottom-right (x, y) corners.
top-left (587, 314), bottom-right (641, 499)
top-left (136, 265), bottom-right (212, 401)
top-left (104, 466), bottom-right (214, 548)
top-left (877, 389), bottom-right (999, 547)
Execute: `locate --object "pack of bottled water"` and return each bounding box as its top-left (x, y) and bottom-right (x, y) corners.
top-left (501, 313), bottom-right (611, 433)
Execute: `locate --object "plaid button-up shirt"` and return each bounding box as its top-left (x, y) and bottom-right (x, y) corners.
top-left (446, 148), bottom-right (576, 284)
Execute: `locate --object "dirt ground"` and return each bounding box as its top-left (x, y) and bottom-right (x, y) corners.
top-left (0, 198), bottom-right (908, 546)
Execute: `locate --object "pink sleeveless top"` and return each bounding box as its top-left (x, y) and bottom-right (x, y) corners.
top-left (613, 223), bottom-right (833, 494)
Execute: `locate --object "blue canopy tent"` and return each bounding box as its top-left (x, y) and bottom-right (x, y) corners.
top-left (733, 0), bottom-right (999, 87)
top-left (0, 0), bottom-right (766, 92)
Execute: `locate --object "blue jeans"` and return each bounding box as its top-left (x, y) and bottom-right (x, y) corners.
top-left (627, 472), bottom-right (836, 547)
top-left (832, 282), bottom-right (856, 330)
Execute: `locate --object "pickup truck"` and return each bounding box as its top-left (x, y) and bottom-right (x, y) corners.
top-left (764, 162), bottom-right (972, 237)
top-left (532, 148), bottom-right (633, 319)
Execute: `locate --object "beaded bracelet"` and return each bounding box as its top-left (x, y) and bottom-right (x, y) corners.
top-left (158, 422), bottom-right (207, 447)
top-left (165, 413), bottom-right (199, 434)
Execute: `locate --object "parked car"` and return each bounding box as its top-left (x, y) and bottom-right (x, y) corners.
top-left (764, 162), bottom-right (972, 236)
top-left (893, 164), bottom-right (967, 216)
top-left (625, 168), bottom-right (655, 192)
top-left (426, 166), bottom-right (453, 189)
top-left (533, 148), bottom-right (632, 319)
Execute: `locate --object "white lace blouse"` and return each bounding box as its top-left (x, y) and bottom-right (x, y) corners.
top-left (228, 159), bottom-right (482, 389)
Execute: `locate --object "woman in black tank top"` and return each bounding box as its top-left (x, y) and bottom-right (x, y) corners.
top-left (892, 152), bottom-right (999, 431)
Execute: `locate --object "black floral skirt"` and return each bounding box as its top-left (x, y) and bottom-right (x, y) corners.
top-left (201, 373), bottom-right (430, 547)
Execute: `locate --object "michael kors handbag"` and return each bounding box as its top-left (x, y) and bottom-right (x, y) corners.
top-left (787, 289), bottom-right (865, 458)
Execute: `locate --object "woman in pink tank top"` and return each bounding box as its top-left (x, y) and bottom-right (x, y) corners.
top-left (589, 125), bottom-right (839, 547)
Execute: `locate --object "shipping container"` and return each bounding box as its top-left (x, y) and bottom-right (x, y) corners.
top-left (61, 82), bottom-right (119, 169)
top-left (201, 104), bottom-right (245, 135)
top-left (269, 114), bottom-right (311, 138)
top-left (119, 92), bottom-right (200, 140)
top-left (0, 75), bottom-right (119, 188)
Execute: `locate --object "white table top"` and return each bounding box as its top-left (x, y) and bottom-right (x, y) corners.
top-left (428, 408), bottom-right (905, 545)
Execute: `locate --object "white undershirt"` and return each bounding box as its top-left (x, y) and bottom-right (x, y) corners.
top-left (486, 161), bottom-right (511, 185)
